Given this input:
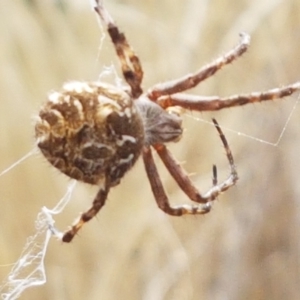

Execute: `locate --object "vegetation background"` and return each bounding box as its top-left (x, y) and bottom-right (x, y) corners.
top-left (0, 0), bottom-right (300, 299)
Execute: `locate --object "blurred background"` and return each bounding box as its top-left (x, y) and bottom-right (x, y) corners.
top-left (1, 0), bottom-right (300, 299)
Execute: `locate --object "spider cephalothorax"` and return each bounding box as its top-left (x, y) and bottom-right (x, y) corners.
top-left (35, 0), bottom-right (300, 242)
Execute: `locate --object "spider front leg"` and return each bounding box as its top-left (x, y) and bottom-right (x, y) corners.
top-left (147, 33), bottom-right (250, 100)
top-left (62, 184), bottom-right (110, 242)
top-left (94, 0), bottom-right (143, 98)
top-left (156, 82), bottom-right (300, 111)
top-left (143, 119), bottom-right (238, 216)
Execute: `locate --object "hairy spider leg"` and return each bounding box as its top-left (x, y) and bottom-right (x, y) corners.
top-left (62, 184), bottom-right (110, 242)
top-left (147, 33), bottom-right (250, 101)
top-left (143, 119), bottom-right (238, 216)
top-left (94, 0), bottom-right (143, 98)
top-left (156, 82), bottom-right (300, 110)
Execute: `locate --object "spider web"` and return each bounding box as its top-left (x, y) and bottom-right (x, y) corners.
top-left (0, 148), bottom-right (77, 299)
top-left (0, 148), bottom-right (76, 300)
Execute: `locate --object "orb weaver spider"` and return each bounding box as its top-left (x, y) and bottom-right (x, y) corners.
top-left (35, 0), bottom-right (300, 242)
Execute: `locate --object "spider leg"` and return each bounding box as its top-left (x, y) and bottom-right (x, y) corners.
top-left (153, 118), bottom-right (237, 202)
top-left (142, 120), bottom-right (237, 216)
top-left (94, 0), bottom-right (143, 98)
top-left (156, 82), bottom-right (300, 110)
top-left (147, 33), bottom-right (250, 100)
top-left (62, 184), bottom-right (110, 242)
top-left (212, 165), bottom-right (218, 187)
top-left (143, 146), bottom-right (211, 215)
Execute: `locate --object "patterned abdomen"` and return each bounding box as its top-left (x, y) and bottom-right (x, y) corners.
top-left (35, 81), bottom-right (144, 186)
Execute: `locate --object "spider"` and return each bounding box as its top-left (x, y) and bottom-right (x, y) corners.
top-left (35, 0), bottom-right (300, 243)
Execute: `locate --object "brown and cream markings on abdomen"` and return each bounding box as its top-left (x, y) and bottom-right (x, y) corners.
top-left (35, 81), bottom-right (144, 186)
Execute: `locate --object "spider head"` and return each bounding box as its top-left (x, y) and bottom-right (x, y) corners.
top-left (136, 96), bottom-right (183, 146)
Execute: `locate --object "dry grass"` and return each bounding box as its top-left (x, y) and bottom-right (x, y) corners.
top-left (1, 0), bottom-right (300, 299)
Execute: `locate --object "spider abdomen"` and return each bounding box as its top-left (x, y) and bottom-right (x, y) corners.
top-left (35, 81), bottom-right (144, 186)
